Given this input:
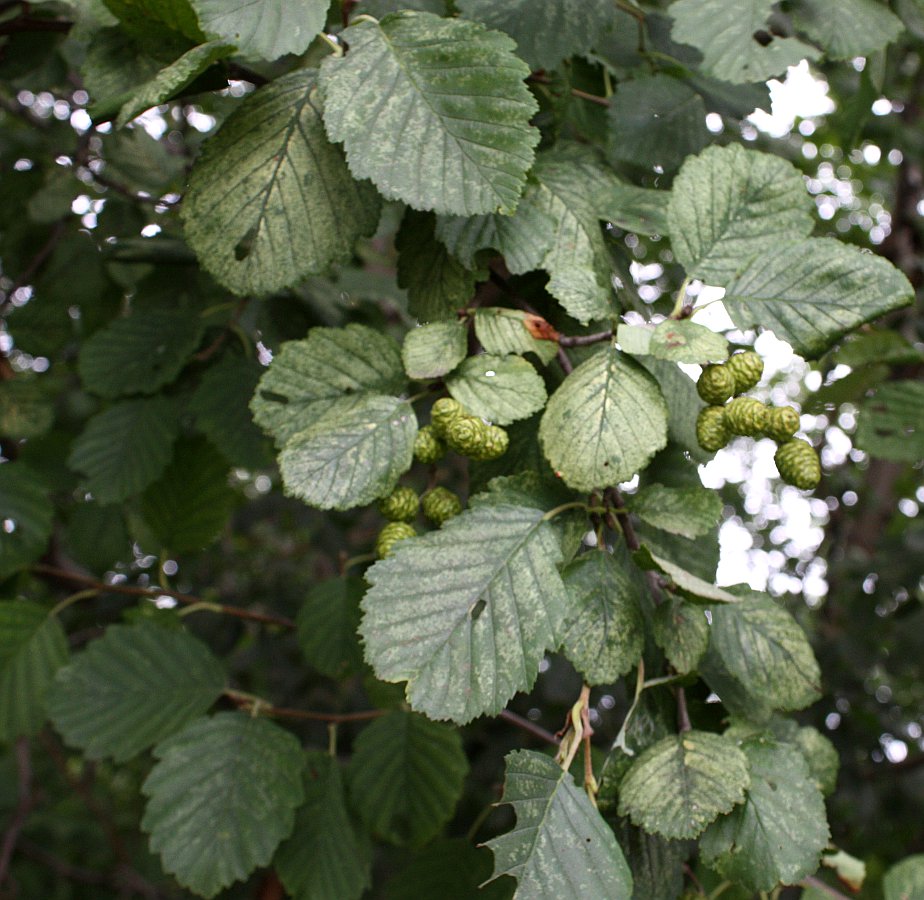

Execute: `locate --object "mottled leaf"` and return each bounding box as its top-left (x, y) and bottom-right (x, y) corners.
top-left (628, 483), bottom-right (723, 539)
top-left (446, 353), bottom-right (547, 425)
top-left (402, 320), bottom-right (468, 380)
top-left (634, 546), bottom-right (738, 604)
top-left (793, 0), bottom-right (904, 58)
top-left (473, 308), bottom-right (559, 366)
top-left (884, 855), bottom-right (924, 900)
top-left (653, 596), bottom-right (709, 674)
top-left (648, 319), bottom-right (728, 364)
top-left (595, 177), bottom-right (670, 237)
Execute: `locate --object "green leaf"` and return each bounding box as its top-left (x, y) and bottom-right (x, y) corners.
top-left (795, 726), bottom-right (839, 797)
top-left (669, 0), bottom-right (820, 83)
top-left (190, 0), bottom-right (331, 60)
top-left (81, 26), bottom-right (163, 116)
top-left (855, 380), bottom-right (924, 463)
top-left (446, 353), bottom-right (547, 425)
top-left (530, 149), bottom-right (618, 323)
top-left (667, 144), bottom-right (813, 286)
top-left (722, 238), bottom-right (915, 358)
top-left (627, 484), bottom-right (723, 539)
top-left (115, 40), bottom-right (235, 127)
top-left (251, 324), bottom-right (406, 446)
top-left (709, 592), bottom-right (821, 712)
top-left (456, 0), bottom-right (613, 70)
top-left (0, 465), bottom-right (53, 581)
top-left (618, 731), bottom-right (750, 839)
top-left (296, 576), bottom-right (365, 679)
top-left (634, 546), bottom-right (739, 603)
top-left (103, 0), bottom-right (203, 42)
top-left (485, 749), bottom-right (633, 897)
top-left (473, 308), bottom-right (559, 366)
top-left (402, 321), bottom-right (468, 380)
top-left (48, 621), bottom-right (225, 762)
top-left (608, 818), bottom-right (689, 900)
top-left (539, 344), bottom-right (669, 492)
top-left (636, 357), bottom-right (709, 461)
top-left (559, 548), bottom-right (645, 684)
top-left (648, 319), bottom-right (728, 364)
top-left (700, 738), bottom-right (829, 891)
top-left (884, 855), bottom-right (924, 900)
top-left (595, 178), bottom-right (671, 237)
top-left (0, 377), bottom-right (55, 438)
top-left (793, 0), bottom-right (904, 58)
top-left (361, 504), bottom-right (569, 723)
top-left (0, 603), bottom-right (68, 740)
top-left (653, 596), bottom-right (709, 674)
top-left (607, 74), bottom-right (709, 172)
top-left (78, 310), bottom-right (204, 399)
top-left (397, 210), bottom-right (479, 322)
top-left (67, 395), bottom-right (179, 503)
top-left (139, 437), bottom-right (236, 554)
top-left (182, 69), bottom-right (381, 296)
top-left (279, 394), bottom-right (417, 510)
top-left (319, 11), bottom-right (539, 215)
top-left (275, 751), bottom-right (372, 900)
top-left (142, 712), bottom-right (305, 898)
top-left (347, 710), bottom-right (468, 846)
top-left (189, 354), bottom-right (271, 469)
top-left (64, 502), bottom-right (131, 572)
top-left (386, 838), bottom-right (513, 900)
top-left (832, 330), bottom-right (923, 368)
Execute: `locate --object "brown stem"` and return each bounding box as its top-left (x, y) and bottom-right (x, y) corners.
top-left (527, 73), bottom-right (611, 107)
top-left (223, 689), bottom-right (386, 724)
top-left (0, 738), bottom-right (36, 887)
top-left (31, 563), bottom-right (296, 629)
top-left (558, 330), bottom-right (613, 348)
top-left (0, 15), bottom-right (72, 35)
top-left (499, 709), bottom-right (561, 746)
top-left (675, 686), bottom-right (691, 733)
top-left (1, 218), bottom-right (67, 313)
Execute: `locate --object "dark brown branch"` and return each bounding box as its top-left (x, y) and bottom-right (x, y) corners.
top-left (527, 73), bottom-right (611, 107)
top-left (0, 15), bottom-right (72, 35)
top-left (499, 709), bottom-right (561, 746)
top-left (31, 563), bottom-right (296, 629)
top-left (558, 330), bottom-right (613, 348)
top-left (223, 689), bottom-right (386, 724)
top-left (0, 738), bottom-right (36, 888)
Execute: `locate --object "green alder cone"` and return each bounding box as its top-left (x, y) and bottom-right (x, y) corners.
top-left (375, 521), bottom-right (417, 558)
top-left (696, 405), bottom-right (731, 452)
top-left (764, 405), bottom-right (801, 442)
top-left (724, 396), bottom-right (769, 436)
top-left (413, 424), bottom-right (446, 463)
top-left (727, 350), bottom-right (764, 395)
top-left (422, 487), bottom-right (463, 525)
top-left (377, 486), bottom-right (419, 522)
top-left (469, 423), bottom-right (509, 461)
top-left (444, 414), bottom-right (489, 457)
top-left (696, 363), bottom-right (736, 405)
top-left (430, 397), bottom-right (465, 437)
top-left (775, 438), bottom-right (822, 490)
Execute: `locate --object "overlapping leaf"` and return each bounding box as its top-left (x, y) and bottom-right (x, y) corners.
top-left (485, 750), bottom-right (633, 897)
top-left (595, 177), bottom-right (670, 237)
top-left (473, 309), bottom-right (559, 365)
top-left (618, 731), bottom-right (750, 839)
top-left (385, 838), bottom-right (511, 900)
top-left (296, 576), bottom-right (365, 679)
top-left (627, 484), bottom-right (723, 539)
top-left (0, 603), bottom-right (68, 740)
top-left (142, 712), bottom-right (305, 898)
top-left (319, 11), bottom-right (539, 215)
top-left (0, 377), bottom-right (55, 438)
top-left (48, 621), bottom-right (226, 762)
top-left (446, 354), bottom-right (547, 425)
top-left (634, 546), bottom-right (738, 603)
top-left (648, 319), bottom-right (729, 364)
top-left (402, 321), bottom-right (468, 380)
top-left (667, 144), bottom-right (813, 286)
top-left (539, 344), bottom-right (669, 492)
top-left (347, 710), bottom-right (468, 846)
top-left (793, 0), bottom-right (904, 58)
top-left (884, 855), bottom-right (924, 900)
top-left (700, 738), bottom-right (829, 891)
top-left (183, 69), bottom-right (380, 295)
top-left (854, 380), bottom-right (924, 462)
top-left (653, 597), bottom-right (709, 674)
top-left (361, 504), bottom-right (569, 723)
top-left (0, 464), bottom-right (53, 580)
top-left (722, 238), bottom-right (914, 358)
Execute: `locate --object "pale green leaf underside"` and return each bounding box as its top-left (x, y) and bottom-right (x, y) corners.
top-left (116, 40), bottom-right (235, 128)
top-left (793, 0), bottom-right (905, 58)
top-left (279, 394), bottom-right (417, 510)
top-left (78, 310), bottom-right (203, 399)
top-left (190, 0), bottom-right (330, 61)
top-left (183, 69), bottom-right (380, 296)
top-left (361, 504), bottom-right (569, 724)
top-left (48, 621), bottom-right (226, 762)
top-left (653, 597), bottom-right (709, 674)
top-left (884, 855), bottom-right (924, 900)
top-left (319, 11), bottom-right (539, 215)
top-left (402, 321), bottom-right (468, 380)
top-left (628, 483), bottom-right (723, 539)
top-left (669, 0), bottom-right (820, 83)
top-left (347, 710), bottom-right (468, 847)
top-left (0, 603), bottom-right (68, 740)
top-left (485, 750), bottom-right (633, 897)
top-left (667, 144), bottom-right (813, 286)
top-left (618, 731), bottom-right (750, 839)
top-left (251, 324), bottom-right (406, 446)
top-left (709, 593), bottom-right (821, 712)
top-left (700, 738), bottom-right (829, 891)
top-left (723, 238), bottom-right (915, 359)
top-left (559, 548), bottom-right (645, 684)
top-left (446, 353), bottom-right (547, 425)
top-left (634, 546), bottom-right (738, 604)
top-left (275, 752), bottom-right (372, 900)
top-left (539, 344), bottom-right (669, 492)
top-left (473, 308), bottom-right (559, 365)
top-left (854, 380), bottom-right (924, 462)
top-left (67, 396), bottom-right (179, 503)
top-left (142, 713), bottom-right (305, 898)
top-left (456, 0), bottom-right (614, 70)
top-left (0, 465), bottom-right (53, 581)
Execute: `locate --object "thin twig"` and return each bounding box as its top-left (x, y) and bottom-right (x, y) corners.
top-left (527, 73), bottom-right (611, 107)
top-left (0, 738), bottom-right (36, 887)
top-left (1, 218), bottom-right (68, 313)
top-left (499, 709), bottom-right (561, 746)
top-left (223, 689), bottom-right (386, 724)
top-left (675, 686), bottom-right (691, 733)
top-left (558, 330), bottom-right (613, 348)
top-left (31, 563), bottom-right (296, 629)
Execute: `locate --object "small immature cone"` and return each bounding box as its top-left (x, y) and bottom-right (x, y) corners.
top-left (375, 521), bottom-right (417, 558)
top-left (376, 485), bottom-right (419, 522)
top-left (724, 396), bottom-right (769, 436)
top-left (413, 424), bottom-right (445, 463)
top-left (764, 406), bottom-right (801, 442)
top-left (696, 405), bottom-right (731, 452)
top-left (696, 364), bottom-right (736, 405)
top-left (726, 350), bottom-right (764, 395)
top-left (430, 397), bottom-right (464, 437)
top-left (444, 414), bottom-right (489, 456)
top-left (470, 424), bottom-right (509, 461)
top-left (422, 486), bottom-right (463, 525)
top-left (774, 439), bottom-right (821, 490)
